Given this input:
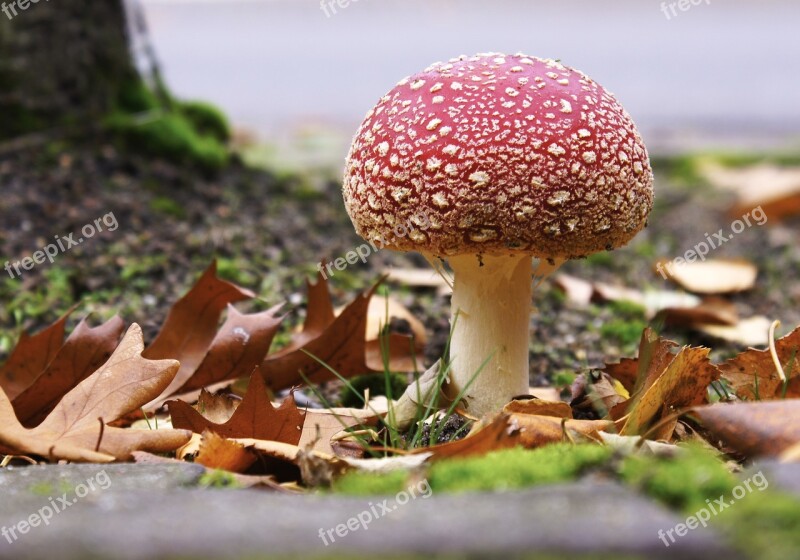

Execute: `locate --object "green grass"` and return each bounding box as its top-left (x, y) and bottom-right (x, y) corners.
top-left (340, 372), bottom-right (409, 408)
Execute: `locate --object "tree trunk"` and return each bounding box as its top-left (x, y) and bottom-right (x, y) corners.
top-left (0, 0), bottom-right (138, 140)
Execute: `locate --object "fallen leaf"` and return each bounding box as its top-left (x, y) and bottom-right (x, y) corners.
top-left (0, 308), bottom-right (72, 399)
top-left (350, 295), bottom-right (427, 346)
top-left (299, 409), bottom-right (375, 454)
top-left (593, 282), bottom-right (701, 317)
top-left (189, 390), bottom-right (242, 425)
top-left (13, 316), bottom-right (125, 426)
top-left (718, 325), bottom-right (800, 399)
top-left (0, 324), bottom-right (191, 461)
top-left (504, 398), bottom-right (573, 418)
top-left (511, 414), bottom-right (611, 448)
top-left (598, 432), bottom-right (680, 457)
top-left (570, 371), bottom-right (629, 418)
top-left (165, 305), bottom-right (283, 398)
top-left (143, 261), bottom-right (255, 395)
top-left (195, 430), bottom-right (257, 472)
top-left (132, 451), bottom-right (287, 490)
top-left (553, 274), bottom-right (593, 306)
top-left (365, 333), bottom-right (420, 372)
top-left (621, 346), bottom-right (719, 437)
top-left (168, 371), bottom-right (305, 444)
top-left (261, 280), bottom-right (417, 391)
top-left (690, 400), bottom-right (800, 457)
top-left (528, 387), bottom-right (562, 401)
top-left (696, 316), bottom-right (773, 346)
top-left (655, 297), bottom-right (738, 328)
top-left (655, 258), bottom-right (758, 294)
top-left (700, 161), bottom-right (800, 221)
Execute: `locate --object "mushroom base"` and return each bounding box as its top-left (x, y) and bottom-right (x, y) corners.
top-left (447, 253), bottom-right (535, 417)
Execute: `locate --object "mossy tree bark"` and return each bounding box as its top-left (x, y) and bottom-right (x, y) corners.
top-left (0, 0), bottom-right (139, 140)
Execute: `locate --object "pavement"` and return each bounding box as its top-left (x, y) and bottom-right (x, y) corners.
top-left (0, 461), bottom-right (777, 560)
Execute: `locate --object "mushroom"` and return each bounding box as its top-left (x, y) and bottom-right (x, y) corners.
top-left (343, 53), bottom-right (654, 417)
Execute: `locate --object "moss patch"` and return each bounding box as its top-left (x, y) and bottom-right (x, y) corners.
top-left (105, 111), bottom-right (228, 171)
top-left (619, 445), bottom-right (736, 510)
top-left (334, 444), bottom-right (614, 496)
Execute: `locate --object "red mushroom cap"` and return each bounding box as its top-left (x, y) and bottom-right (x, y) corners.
top-left (343, 53), bottom-right (654, 259)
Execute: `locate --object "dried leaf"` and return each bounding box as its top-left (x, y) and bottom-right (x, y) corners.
top-left (718, 325), bottom-right (800, 400)
top-left (0, 324), bottom-right (191, 461)
top-left (504, 398), bottom-right (573, 418)
top-left (701, 162), bottom-right (800, 221)
top-left (697, 316), bottom-right (773, 346)
top-left (195, 430), bottom-right (257, 472)
top-left (0, 308), bottom-right (72, 399)
top-left (621, 346), bottom-right (719, 436)
top-left (656, 258), bottom-right (758, 294)
top-left (299, 409), bottom-right (374, 454)
top-left (167, 305), bottom-right (283, 397)
top-left (553, 274), bottom-right (593, 306)
top-left (570, 372), bottom-right (629, 418)
top-left (690, 400), bottom-right (800, 457)
top-left (341, 295), bottom-right (427, 346)
top-left (143, 261), bottom-right (254, 386)
top-left (655, 297), bottom-right (738, 328)
top-left (13, 316), bottom-right (125, 426)
top-left (511, 414), bottom-right (611, 448)
top-left (168, 371), bottom-right (305, 444)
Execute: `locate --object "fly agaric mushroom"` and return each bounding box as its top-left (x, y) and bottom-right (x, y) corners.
top-left (343, 53), bottom-right (654, 417)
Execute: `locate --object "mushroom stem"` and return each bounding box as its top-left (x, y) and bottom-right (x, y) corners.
top-left (447, 253), bottom-right (534, 416)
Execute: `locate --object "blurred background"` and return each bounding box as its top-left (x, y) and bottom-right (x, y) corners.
top-left (140, 0), bottom-right (800, 170)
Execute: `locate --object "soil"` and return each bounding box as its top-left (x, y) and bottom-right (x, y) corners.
top-left (1, 140), bottom-right (799, 395)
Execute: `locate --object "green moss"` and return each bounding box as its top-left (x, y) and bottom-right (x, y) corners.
top-left (28, 482), bottom-right (54, 496)
top-left (584, 251), bottom-right (614, 267)
top-left (340, 372), bottom-right (409, 408)
top-left (715, 492), bottom-right (800, 560)
top-left (333, 469), bottom-right (409, 496)
top-left (105, 111), bottom-right (228, 171)
top-left (334, 444), bottom-right (614, 496)
top-left (608, 300), bottom-right (647, 320)
top-left (149, 196), bottom-right (187, 220)
top-left (116, 78), bottom-right (161, 113)
top-left (198, 469), bottom-right (242, 489)
top-left (178, 100), bottom-right (231, 142)
top-left (429, 444), bottom-right (613, 494)
top-left (600, 318), bottom-right (647, 350)
top-left (651, 150), bottom-right (800, 188)
top-left (619, 445), bottom-right (736, 510)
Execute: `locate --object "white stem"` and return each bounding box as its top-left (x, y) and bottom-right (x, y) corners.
top-left (447, 254), bottom-right (533, 417)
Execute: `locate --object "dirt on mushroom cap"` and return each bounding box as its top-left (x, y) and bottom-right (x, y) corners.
top-left (343, 52), bottom-right (654, 259)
